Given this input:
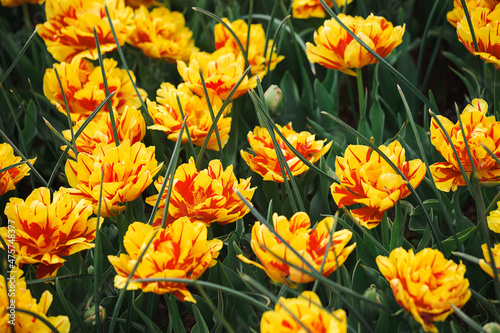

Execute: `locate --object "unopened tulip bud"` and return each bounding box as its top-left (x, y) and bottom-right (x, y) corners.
top-left (360, 284), bottom-right (381, 320)
top-left (264, 85), bottom-right (283, 116)
top-left (484, 322), bottom-right (500, 333)
top-left (84, 305), bottom-right (106, 326)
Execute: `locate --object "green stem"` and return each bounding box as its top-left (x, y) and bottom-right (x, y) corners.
top-left (356, 67), bottom-right (365, 116)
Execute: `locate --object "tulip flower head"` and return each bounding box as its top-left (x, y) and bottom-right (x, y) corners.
top-left (128, 6), bottom-right (199, 62)
top-left (146, 158), bottom-right (255, 226)
top-left (43, 58), bottom-right (147, 122)
top-left (479, 243), bottom-right (500, 279)
top-left (376, 248), bottom-right (471, 333)
top-left (331, 140), bottom-right (426, 228)
top-left (214, 18), bottom-right (284, 77)
top-left (456, 3), bottom-right (500, 68)
top-left (1, 187), bottom-right (98, 279)
top-left (241, 123), bottom-right (332, 183)
top-left (447, 0), bottom-right (498, 27)
top-left (0, 143), bottom-right (35, 196)
top-left (65, 140), bottom-right (162, 217)
top-left (62, 106), bottom-right (146, 157)
top-left (306, 13), bottom-right (405, 76)
top-left (108, 220), bottom-right (223, 302)
top-left (429, 99), bottom-right (500, 191)
top-left (37, 0), bottom-right (133, 63)
top-left (1, 0), bottom-right (44, 7)
top-left (292, 0), bottom-right (353, 19)
top-left (177, 47), bottom-right (256, 100)
top-left (147, 83), bottom-right (232, 151)
top-left (239, 212), bottom-right (356, 287)
top-left (260, 291), bottom-right (347, 332)
top-left (0, 268), bottom-right (70, 332)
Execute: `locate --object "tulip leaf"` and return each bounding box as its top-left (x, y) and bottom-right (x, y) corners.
top-left (434, 226), bottom-right (477, 258)
top-left (55, 278), bottom-right (87, 333)
top-left (279, 71), bottom-right (306, 131)
top-left (131, 293), bottom-right (162, 333)
top-left (191, 305), bottom-right (210, 333)
top-left (416, 224), bottom-right (432, 252)
top-left (21, 100), bottom-right (37, 148)
top-left (390, 202), bottom-right (408, 251)
top-left (165, 294), bottom-right (187, 333)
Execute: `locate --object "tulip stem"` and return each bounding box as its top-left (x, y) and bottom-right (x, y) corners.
top-left (356, 67), bottom-right (366, 116)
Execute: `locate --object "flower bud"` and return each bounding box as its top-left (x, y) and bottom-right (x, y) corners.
top-left (360, 284), bottom-right (381, 320)
top-left (484, 322), bottom-right (500, 333)
top-left (264, 85), bottom-right (283, 116)
top-left (84, 305), bottom-right (106, 326)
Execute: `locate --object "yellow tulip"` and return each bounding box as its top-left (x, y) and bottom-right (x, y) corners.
top-left (306, 14), bottom-right (405, 76)
top-left (214, 18), bottom-right (284, 77)
top-left (479, 243), bottom-right (500, 279)
top-left (177, 47), bottom-right (257, 100)
top-left (0, 0), bottom-right (44, 7)
top-left (125, 0), bottom-right (160, 8)
top-left (128, 6), bottom-right (198, 62)
top-left (331, 140), bottom-right (426, 228)
top-left (1, 187), bottom-right (98, 279)
top-left (0, 268), bottom-right (70, 332)
top-left (239, 212), bottom-right (356, 287)
top-left (241, 123), bottom-right (331, 183)
top-left (108, 219), bottom-right (223, 302)
top-left (147, 83), bottom-right (231, 151)
top-left (376, 248), bottom-right (471, 333)
top-left (65, 140), bottom-right (162, 217)
top-left (37, 0), bottom-right (133, 63)
top-left (430, 99), bottom-right (500, 191)
top-left (292, 0), bottom-right (353, 19)
top-left (62, 106), bottom-right (146, 157)
top-left (457, 4), bottom-right (500, 69)
top-left (447, 0), bottom-right (498, 27)
top-left (43, 58), bottom-right (147, 122)
top-left (261, 291), bottom-right (347, 332)
top-left (0, 143), bottom-right (35, 197)
top-left (145, 157), bottom-right (255, 226)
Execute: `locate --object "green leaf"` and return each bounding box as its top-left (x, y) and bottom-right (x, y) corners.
top-left (279, 71), bottom-right (306, 130)
top-left (191, 305), bottom-right (210, 333)
top-left (434, 226), bottom-right (477, 257)
top-left (368, 99), bottom-right (385, 145)
top-left (21, 100), bottom-right (37, 147)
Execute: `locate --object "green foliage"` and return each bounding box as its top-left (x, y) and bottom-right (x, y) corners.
top-left (1, 0), bottom-right (500, 332)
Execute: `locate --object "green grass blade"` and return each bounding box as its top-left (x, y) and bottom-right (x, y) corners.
top-left (93, 27), bottom-right (119, 146)
top-left (0, 27), bottom-right (39, 84)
